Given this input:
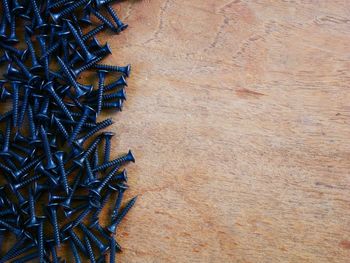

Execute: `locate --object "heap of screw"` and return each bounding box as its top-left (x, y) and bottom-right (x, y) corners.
top-left (0, 0), bottom-right (137, 262)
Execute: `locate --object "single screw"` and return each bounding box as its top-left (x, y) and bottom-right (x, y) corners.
top-left (49, 0), bottom-right (72, 9)
top-left (17, 86), bottom-right (31, 128)
top-left (0, 118), bottom-right (11, 157)
top-left (103, 132), bottom-right (115, 163)
top-left (25, 33), bottom-right (42, 73)
top-left (89, 7), bottom-right (116, 32)
top-left (110, 237), bottom-right (116, 263)
top-left (52, 116), bottom-right (69, 140)
top-left (107, 196), bottom-right (137, 234)
top-left (50, 0), bottom-right (91, 23)
top-left (70, 206), bottom-right (92, 228)
top-left (48, 204), bottom-right (61, 246)
top-left (30, 0), bottom-right (47, 29)
top-left (71, 55), bottom-right (104, 77)
top-left (54, 151), bottom-right (70, 195)
top-left (80, 7), bottom-right (92, 25)
top-left (47, 239), bottom-right (59, 263)
top-left (97, 70), bottom-right (107, 114)
top-left (2, 0), bottom-right (11, 23)
top-left (106, 5), bottom-right (128, 33)
top-left (37, 219), bottom-right (44, 262)
top-left (11, 81), bottom-right (20, 127)
top-left (111, 183), bottom-right (128, 220)
top-left (93, 64), bottom-right (131, 77)
top-left (93, 150), bottom-right (135, 172)
top-left (40, 125), bottom-right (57, 170)
top-left (7, 15), bottom-right (18, 43)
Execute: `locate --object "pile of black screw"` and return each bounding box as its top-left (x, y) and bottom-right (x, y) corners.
top-left (0, 0), bottom-right (137, 262)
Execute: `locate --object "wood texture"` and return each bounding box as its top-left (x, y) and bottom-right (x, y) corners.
top-left (102, 1), bottom-right (350, 262)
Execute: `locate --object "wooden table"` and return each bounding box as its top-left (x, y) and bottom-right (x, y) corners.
top-left (104, 1), bottom-right (350, 262)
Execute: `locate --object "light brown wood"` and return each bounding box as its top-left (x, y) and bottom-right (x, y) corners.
top-left (103, 1), bottom-right (350, 262)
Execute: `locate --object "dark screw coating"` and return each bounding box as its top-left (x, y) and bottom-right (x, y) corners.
top-left (84, 235), bottom-right (96, 263)
top-left (93, 150), bottom-right (135, 172)
top-left (50, 0), bottom-right (90, 22)
top-left (106, 5), bottom-right (128, 32)
top-left (107, 196), bottom-right (137, 234)
top-left (40, 125), bottom-right (57, 170)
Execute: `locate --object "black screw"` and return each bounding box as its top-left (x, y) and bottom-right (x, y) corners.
top-left (73, 135), bottom-right (102, 167)
top-left (93, 150), bottom-right (135, 172)
top-left (66, 20), bottom-right (96, 63)
top-left (69, 106), bottom-right (96, 144)
top-left (50, 0), bottom-right (90, 23)
top-left (89, 7), bottom-right (116, 32)
top-left (111, 183), bottom-right (128, 220)
top-left (11, 81), bottom-right (20, 127)
top-left (2, 0), bottom-right (11, 23)
top-left (74, 118), bottom-right (113, 149)
top-left (54, 151), bottom-right (70, 195)
top-left (94, 63), bottom-right (131, 77)
top-left (37, 219), bottom-right (44, 262)
top-left (7, 15), bottom-right (18, 44)
top-left (107, 196), bottom-right (137, 234)
top-left (48, 204), bottom-right (61, 246)
top-left (106, 5), bottom-right (128, 33)
top-left (70, 239), bottom-right (82, 263)
top-left (40, 125), bottom-right (57, 170)
top-left (103, 132), bottom-right (115, 163)
top-left (97, 70), bottom-right (107, 115)
top-left (0, 118), bottom-right (11, 157)
top-left (30, 0), bottom-right (47, 29)
top-left (84, 235), bottom-right (96, 263)
top-left (90, 165), bottom-right (120, 198)
top-left (43, 82), bottom-right (74, 121)
top-left (110, 237), bottom-right (116, 263)
top-left (79, 223), bottom-right (109, 254)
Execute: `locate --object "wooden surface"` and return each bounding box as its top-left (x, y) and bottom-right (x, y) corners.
top-left (102, 1), bottom-right (350, 262)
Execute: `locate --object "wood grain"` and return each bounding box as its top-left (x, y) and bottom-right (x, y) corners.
top-left (101, 1), bottom-right (350, 262)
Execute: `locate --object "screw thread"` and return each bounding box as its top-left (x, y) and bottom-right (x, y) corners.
top-left (80, 223), bottom-right (105, 251)
top-left (46, 84), bottom-right (74, 121)
top-left (2, 0), bottom-right (11, 22)
top-left (112, 196), bottom-right (137, 227)
top-left (38, 221), bottom-right (44, 262)
top-left (81, 118), bottom-right (113, 143)
top-left (28, 192), bottom-right (35, 219)
top-left (69, 111), bottom-right (89, 143)
top-left (70, 240), bottom-right (82, 263)
top-left (67, 22), bottom-right (93, 60)
top-left (72, 207), bottom-right (91, 227)
top-left (12, 84), bottom-right (19, 127)
top-left (104, 138), bottom-right (111, 163)
top-left (59, 0), bottom-right (90, 19)
top-left (93, 153), bottom-right (130, 172)
top-left (97, 73), bottom-right (105, 114)
top-left (112, 190), bottom-right (124, 220)
top-left (41, 42), bottom-right (60, 60)
top-left (69, 230), bottom-right (87, 255)
top-left (12, 56), bottom-right (32, 79)
top-left (90, 8), bottom-right (115, 30)
top-left (40, 125), bottom-right (54, 164)
top-left (50, 208), bottom-right (60, 246)
top-left (84, 236), bottom-right (96, 263)
top-left (30, 0), bottom-right (43, 24)
top-left (98, 165), bottom-right (119, 192)
top-left (2, 118), bottom-right (10, 151)
top-left (54, 117), bottom-right (69, 140)
top-left (91, 191), bottom-right (111, 221)
top-left (15, 156), bottom-right (43, 178)
top-left (17, 88), bottom-right (30, 127)
top-left (17, 174), bottom-right (41, 190)
top-left (75, 55), bottom-right (103, 75)
top-left (49, 0), bottom-right (71, 9)
top-left (106, 5), bottom-right (123, 27)
top-left (110, 237), bottom-right (116, 263)
top-left (27, 106), bottom-right (36, 138)
top-left (83, 24), bottom-right (105, 41)
top-left (58, 159), bottom-right (69, 194)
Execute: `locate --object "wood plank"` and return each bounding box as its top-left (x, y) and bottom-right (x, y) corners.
top-left (101, 1), bottom-right (350, 262)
